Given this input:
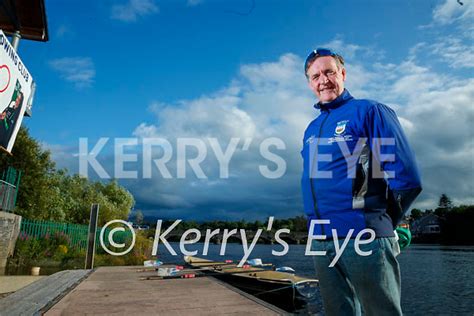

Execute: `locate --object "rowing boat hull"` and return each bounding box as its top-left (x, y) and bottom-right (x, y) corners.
top-left (214, 270), bottom-right (305, 311)
top-left (184, 256), bottom-right (318, 312)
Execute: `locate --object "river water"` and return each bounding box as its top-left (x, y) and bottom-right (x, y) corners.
top-left (158, 242), bottom-right (474, 315)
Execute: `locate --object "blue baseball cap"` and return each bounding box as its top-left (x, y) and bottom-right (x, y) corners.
top-left (304, 48), bottom-right (343, 74)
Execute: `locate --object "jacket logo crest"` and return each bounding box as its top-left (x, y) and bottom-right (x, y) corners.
top-left (335, 120), bottom-right (349, 135)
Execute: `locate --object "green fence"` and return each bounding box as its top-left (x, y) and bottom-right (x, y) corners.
top-left (0, 167), bottom-right (21, 212)
top-left (20, 218), bottom-right (132, 251)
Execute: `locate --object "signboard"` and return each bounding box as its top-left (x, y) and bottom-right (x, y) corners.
top-left (0, 29), bottom-right (34, 153)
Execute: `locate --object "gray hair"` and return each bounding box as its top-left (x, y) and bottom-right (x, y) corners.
top-left (305, 54), bottom-right (345, 78)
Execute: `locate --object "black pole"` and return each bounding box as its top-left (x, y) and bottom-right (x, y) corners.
top-left (85, 204), bottom-right (99, 269)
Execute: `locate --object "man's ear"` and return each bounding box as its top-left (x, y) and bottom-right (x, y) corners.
top-left (341, 68), bottom-right (346, 81)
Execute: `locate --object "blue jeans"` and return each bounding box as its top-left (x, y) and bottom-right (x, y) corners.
top-left (312, 237), bottom-right (402, 316)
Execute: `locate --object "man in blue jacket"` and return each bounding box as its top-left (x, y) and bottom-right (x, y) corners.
top-left (302, 48), bottom-right (422, 315)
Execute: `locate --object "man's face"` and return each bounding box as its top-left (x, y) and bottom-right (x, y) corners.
top-left (15, 96), bottom-right (21, 107)
top-left (307, 56), bottom-right (346, 103)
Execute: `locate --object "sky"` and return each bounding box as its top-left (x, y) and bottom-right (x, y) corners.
top-left (12, 0), bottom-right (474, 221)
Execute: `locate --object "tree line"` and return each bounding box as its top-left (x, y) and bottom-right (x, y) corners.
top-left (0, 127), bottom-right (134, 226)
top-left (142, 215), bottom-right (309, 233)
top-left (410, 194), bottom-right (474, 245)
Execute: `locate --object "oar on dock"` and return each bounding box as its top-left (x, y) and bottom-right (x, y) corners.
top-left (141, 267), bottom-right (268, 281)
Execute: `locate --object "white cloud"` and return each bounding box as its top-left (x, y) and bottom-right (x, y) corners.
top-left (187, 0), bottom-right (203, 6)
top-left (41, 142), bottom-right (79, 172)
top-left (363, 45), bottom-right (474, 208)
top-left (240, 54), bottom-right (303, 90)
top-left (127, 32), bottom-right (473, 217)
top-left (432, 0), bottom-right (473, 25)
top-left (324, 33), bottom-right (474, 209)
top-left (49, 57), bottom-right (95, 88)
top-left (126, 53), bottom-right (314, 218)
top-left (111, 0), bottom-right (159, 22)
top-left (321, 38), bottom-right (362, 60)
top-left (134, 123), bottom-right (159, 138)
top-left (408, 37), bottom-right (474, 70)
top-left (431, 37), bottom-right (474, 68)
top-left (134, 89), bottom-right (257, 140)
top-left (414, 1), bottom-right (474, 71)
top-left (38, 0), bottom-right (474, 221)
top-left (55, 25), bottom-right (73, 39)
top-left (50, 31), bottom-right (470, 219)
top-left (54, 0), bottom-right (473, 219)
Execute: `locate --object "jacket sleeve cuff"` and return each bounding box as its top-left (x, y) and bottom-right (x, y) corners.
top-left (388, 187), bottom-right (422, 227)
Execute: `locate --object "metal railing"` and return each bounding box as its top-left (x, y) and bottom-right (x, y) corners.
top-left (0, 179), bottom-right (17, 211)
top-left (0, 167), bottom-right (21, 211)
top-left (20, 218), bottom-right (89, 249)
top-left (20, 218), bottom-right (131, 251)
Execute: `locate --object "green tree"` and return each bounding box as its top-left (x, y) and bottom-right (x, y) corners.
top-left (97, 180), bottom-right (134, 225)
top-left (441, 205), bottom-right (474, 245)
top-left (293, 215), bottom-right (308, 232)
top-left (0, 127), bottom-right (134, 224)
top-left (134, 210), bottom-right (144, 225)
top-left (0, 127), bottom-right (64, 220)
top-left (250, 220), bottom-right (263, 231)
top-left (410, 208), bottom-right (423, 221)
top-left (438, 194), bottom-right (453, 209)
top-left (435, 194), bottom-right (453, 217)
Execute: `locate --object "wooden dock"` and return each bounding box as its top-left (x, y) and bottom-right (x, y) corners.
top-left (0, 269), bottom-right (91, 315)
top-left (1, 266), bottom-right (287, 315)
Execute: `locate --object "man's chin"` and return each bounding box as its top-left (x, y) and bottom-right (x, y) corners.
top-left (319, 95), bottom-right (337, 103)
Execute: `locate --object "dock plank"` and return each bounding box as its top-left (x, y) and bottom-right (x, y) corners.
top-left (0, 269), bottom-right (91, 316)
top-left (45, 266), bottom-right (284, 315)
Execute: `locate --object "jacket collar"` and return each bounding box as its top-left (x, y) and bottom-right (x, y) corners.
top-left (314, 89), bottom-right (353, 111)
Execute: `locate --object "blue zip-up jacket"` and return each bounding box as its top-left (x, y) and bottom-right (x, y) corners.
top-left (301, 89), bottom-right (422, 237)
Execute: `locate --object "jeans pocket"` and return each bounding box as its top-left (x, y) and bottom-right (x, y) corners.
top-left (356, 237), bottom-right (382, 255)
top-left (380, 237), bottom-right (399, 257)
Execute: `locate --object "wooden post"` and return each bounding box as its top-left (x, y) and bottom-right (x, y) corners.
top-left (85, 204), bottom-right (99, 269)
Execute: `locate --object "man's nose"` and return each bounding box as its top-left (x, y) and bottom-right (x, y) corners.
top-left (318, 73), bottom-right (329, 83)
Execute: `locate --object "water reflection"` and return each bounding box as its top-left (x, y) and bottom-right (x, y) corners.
top-left (158, 243), bottom-right (474, 314)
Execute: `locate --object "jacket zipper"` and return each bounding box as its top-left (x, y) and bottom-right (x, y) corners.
top-left (309, 110), bottom-right (330, 237)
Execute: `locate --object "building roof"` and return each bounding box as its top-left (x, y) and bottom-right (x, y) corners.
top-left (0, 0), bottom-right (48, 42)
top-left (412, 213), bottom-right (442, 230)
